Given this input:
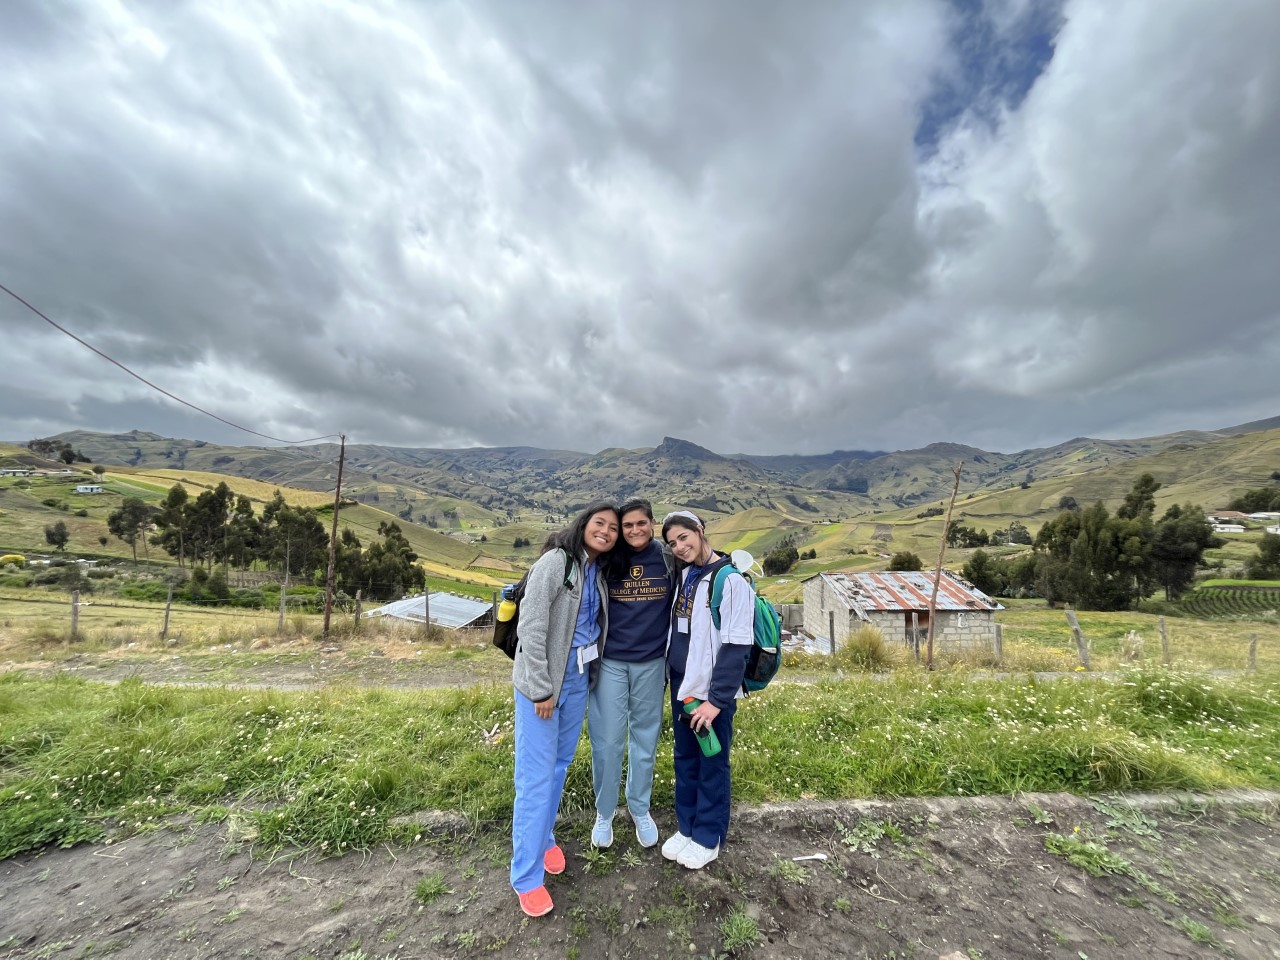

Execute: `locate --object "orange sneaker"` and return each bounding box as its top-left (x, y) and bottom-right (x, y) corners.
top-left (543, 844), bottom-right (566, 875)
top-left (518, 885), bottom-right (554, 917)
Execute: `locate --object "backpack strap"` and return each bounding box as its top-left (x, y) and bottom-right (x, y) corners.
top-left (701, 556), bottom-right (738, 631)
top-left (559, 548), bottom-right (575, 591)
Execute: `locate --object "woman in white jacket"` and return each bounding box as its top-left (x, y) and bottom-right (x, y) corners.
top-left (659, 510), bottom-right (753, 870)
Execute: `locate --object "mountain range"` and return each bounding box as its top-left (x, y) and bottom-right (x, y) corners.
top-left (26, 417), bottom-right (1280, 526)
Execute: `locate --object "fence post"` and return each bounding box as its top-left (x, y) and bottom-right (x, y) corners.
top-left (911, 611), bottom-right (921, 663)
top-left (994, 623), bottom-right (1003, 663)
top-left (1159, 616), bottom-right (1169, 666)
top-left (1249, 633), bottom-right (1258, 672)
top-left (1065, 608), bottom-right (1090, 669)
top-left (278, 578), bottom-right (287, 634)
top-left (69, 590), bottom-right (79, 643)
top-left (353, 589), bottom-right (363, 629)
top-left (422, 584), bottom-right (432, 638)
top-left (161, 585), bottom-right (173, 641)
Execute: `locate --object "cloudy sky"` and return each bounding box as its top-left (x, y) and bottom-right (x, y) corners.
top-left (2, 0), bottom-right (1277, 456)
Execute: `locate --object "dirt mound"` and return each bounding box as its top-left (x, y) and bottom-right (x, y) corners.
top-left (3, 791), bottom-right (1279, 959)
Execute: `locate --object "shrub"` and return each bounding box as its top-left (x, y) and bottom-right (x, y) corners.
top-left (74, 509), bottom-right (89, 517)
top-left (835, 625), bottom-right (895, 671)
top-left (0, 554), bottom-right (26, 566)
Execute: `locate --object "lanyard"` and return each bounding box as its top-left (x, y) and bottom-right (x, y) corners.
top-left (677, 563), bottom-right (706, 617)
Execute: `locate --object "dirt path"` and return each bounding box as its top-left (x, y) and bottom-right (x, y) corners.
top-left (3, 790), bottom-right (1280, 960)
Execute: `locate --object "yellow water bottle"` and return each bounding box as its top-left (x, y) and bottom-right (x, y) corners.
top-left (498, 598), bottom-right (517, 622)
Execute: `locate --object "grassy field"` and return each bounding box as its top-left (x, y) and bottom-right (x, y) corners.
top-left (3, 668), bottom-right (1279, 860)
top-left (993, 602), bottom-right (1280, 672)
top-left (124, 469), bottom-right (334, 508)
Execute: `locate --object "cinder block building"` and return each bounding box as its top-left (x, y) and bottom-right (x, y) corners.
top-left (802, 570), bottom-right (1002, 653)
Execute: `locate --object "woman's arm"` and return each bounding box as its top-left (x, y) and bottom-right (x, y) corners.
top-left (707, 572), bottom-right (753, 709)
top-left (516, 550), bottom-right (568, 704)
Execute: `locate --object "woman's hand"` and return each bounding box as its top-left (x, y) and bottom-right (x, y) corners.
top-left (690, 701), bottom-right (720, 732)
top-left (534, 697), bottom-right (555, 719)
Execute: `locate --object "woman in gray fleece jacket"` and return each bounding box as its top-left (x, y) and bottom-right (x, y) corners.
top-left (510, 500), bottom-right (620, 918)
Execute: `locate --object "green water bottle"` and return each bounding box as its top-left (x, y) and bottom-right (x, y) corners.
top-left (682, 698), bottom-right (721, 757)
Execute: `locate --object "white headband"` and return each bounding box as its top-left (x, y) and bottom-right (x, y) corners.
top-left (663, 510), bottom-right (703, 530)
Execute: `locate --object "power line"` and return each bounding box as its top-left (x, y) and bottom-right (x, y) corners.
top-left (1, 281), bottom-right (341, 446)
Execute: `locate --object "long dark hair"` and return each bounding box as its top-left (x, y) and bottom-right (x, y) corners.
top-left (543, 500), bottom-right (622, 569)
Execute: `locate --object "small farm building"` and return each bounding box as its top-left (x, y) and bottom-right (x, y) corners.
top-left (1212, 523), bottom-right (1246, 533)
top-left (1207, 510), bottom-right (1251, 523)
top-left (802, 570), bottom-right (1002, 653)
top-left (364, 592), bottom-right (493, 629)
top-left (75, 484), bottom-right (104, 494)
top-left (0, 469), bottom-right (32, 477)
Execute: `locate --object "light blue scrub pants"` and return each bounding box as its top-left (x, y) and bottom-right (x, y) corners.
top-left (588, 656), bottom-right (667, 819)
top-left (510, 655), bottom-right (589, 894)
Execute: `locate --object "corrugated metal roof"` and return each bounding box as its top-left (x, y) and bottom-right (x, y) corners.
top-left (364, 593), bottom-right (493, 629)
top-left (816, 571), bottom-right (1001, 614)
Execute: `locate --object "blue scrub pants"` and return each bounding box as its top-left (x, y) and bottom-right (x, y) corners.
top-left (510, 656), bottom-right (589, 894)
top-left (588, 656), bottom-right (667, 819)
top-left (669, 671), bottom-right (737, 850)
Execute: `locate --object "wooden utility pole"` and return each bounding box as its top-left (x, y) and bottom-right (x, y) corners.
top-left (926, 463), bottom-right (964, 670)
top-left (278, 538), bottom-right (290, 634)
top-left (161, 584), bottom-right (173, 641)
top-left (322, 434), bottom-right (347, 641)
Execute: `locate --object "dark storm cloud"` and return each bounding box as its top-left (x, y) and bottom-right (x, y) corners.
top-left (0, 0), bottom-right (1276, 456)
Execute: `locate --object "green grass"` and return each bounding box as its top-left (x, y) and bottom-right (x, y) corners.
top-left (4, 668), bottom-right (1280, 859)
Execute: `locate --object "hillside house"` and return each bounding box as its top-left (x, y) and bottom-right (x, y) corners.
top-left (0, 469), bottom-right (32, 477)
top-left (1212, 523), bottom-right (1246, 533)
top-left (75, 484), bottom-right (104, 494)
top-left (1207, 510), bottom-right (1251, 523)
top-left (802, 570), bottom-right (1002, 653)
top-left (1267, 525), bottom-right (1280, 535)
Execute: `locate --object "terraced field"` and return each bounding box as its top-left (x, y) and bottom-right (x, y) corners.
top-left (1181, 583), bottom-right (1280, 619)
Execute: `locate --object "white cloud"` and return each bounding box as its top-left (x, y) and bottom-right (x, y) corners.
top-left (0, 0), bottom-right (1275, 455)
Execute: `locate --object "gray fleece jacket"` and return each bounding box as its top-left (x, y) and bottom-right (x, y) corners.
top-left (512, 547), bottom-right (609, 704)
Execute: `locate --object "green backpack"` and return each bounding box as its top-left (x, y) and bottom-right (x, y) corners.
top-left (702, 558), bottom-right (783, 693)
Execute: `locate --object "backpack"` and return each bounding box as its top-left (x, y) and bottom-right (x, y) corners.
top-left (492, 549), bottom-right (575, 660)
top-left (701, 557), bottom-right (783, 693)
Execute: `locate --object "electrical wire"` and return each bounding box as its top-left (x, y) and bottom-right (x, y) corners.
top-left (1, 281), bottom-right (341, 446)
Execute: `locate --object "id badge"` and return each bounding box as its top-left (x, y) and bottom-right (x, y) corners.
top-left (577, 643), bottom-right (600, 673)
top-left (676, 617), bottom-right (690, 634)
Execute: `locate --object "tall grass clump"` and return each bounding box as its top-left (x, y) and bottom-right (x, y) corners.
top-left (833, 625), bottom-right (898, 671)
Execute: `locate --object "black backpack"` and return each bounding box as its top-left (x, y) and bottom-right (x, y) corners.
top-left (492, 549), bottom-right (575, 659)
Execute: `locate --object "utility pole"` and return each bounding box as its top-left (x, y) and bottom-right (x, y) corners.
top-left (926, 463), bottom-right (964, 670)
top-left (322, 434), bottom-right (347, 641)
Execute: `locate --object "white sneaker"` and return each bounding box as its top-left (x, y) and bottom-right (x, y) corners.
top-left (660, 832), bottom-right (691, 861)
top-left (591, 813), bottom-right (614, 849)
top-left (676, 840), bottom-right (719, 870)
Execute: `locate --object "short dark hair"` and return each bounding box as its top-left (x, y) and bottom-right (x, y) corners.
top-left (619, 497), bottom-right (653, 521)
